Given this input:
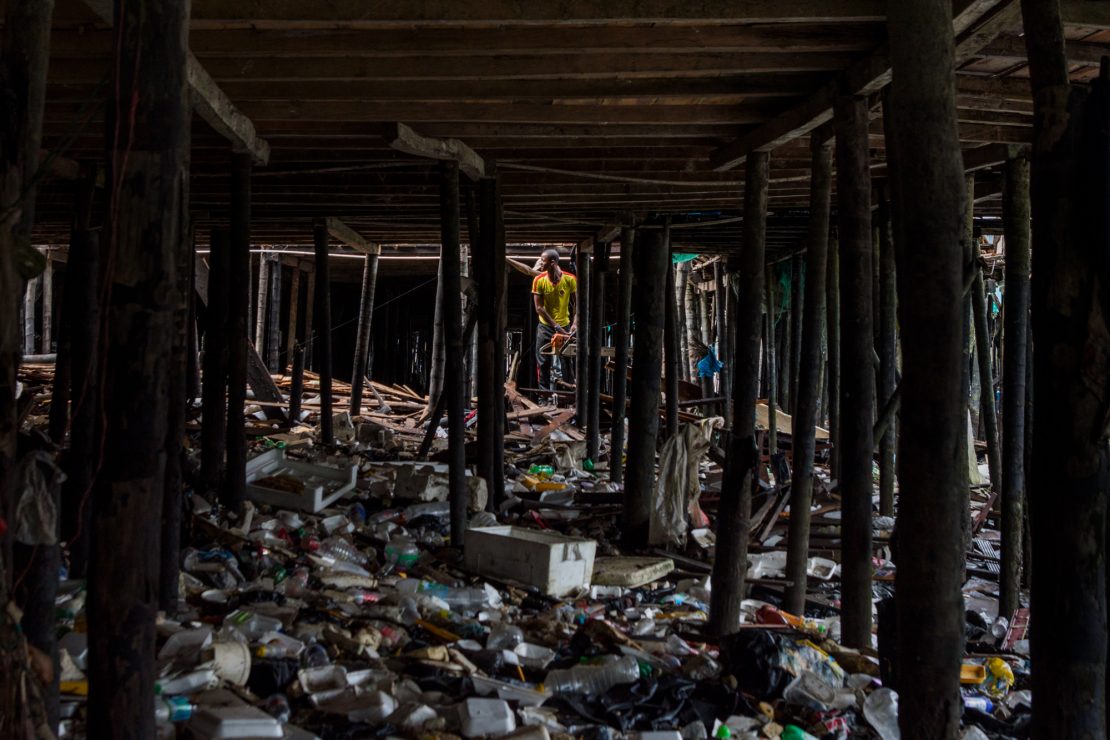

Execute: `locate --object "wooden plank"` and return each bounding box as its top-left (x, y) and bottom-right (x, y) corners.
top-left (386, 122), bottom-right (485, 180)
top-left (324, 216), bottom-right (381, 255)
top-left (530, 408), bottom-right (576, 445)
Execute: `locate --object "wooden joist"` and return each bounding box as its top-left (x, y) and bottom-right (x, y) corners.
top-left (324, 217), bottom-right (381, 255)
top-left (386, 122), bottom-right (485, 181)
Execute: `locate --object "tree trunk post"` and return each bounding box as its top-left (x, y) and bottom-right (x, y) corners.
top-left (877, 190), bottom-right (898, 518)
top-left (283, 261), bottom-right (300, 373)
top-left (622, 228), bottom-right (668, 549)
top-left (87, 0), bottom-right (188, 734)
top-left (224, 153), bottom-right (251, 514)
top-left (266, 255), bottom-right (281, 372)
top-left (789, 253), bottom-right (803, 414)
top-left (999, 152), bottom-right (1030, 618)
top-left (714, 263), bottom-right (729, 419)
top-left (664, 237), bottom-right (680, 440)
top-left (438, 162), bottom-right (467, 545)
top-left (834, 91), bottom-right (875, 650)
top-left (350, 251), bottom-right (380, 416)
top-left (289, 345), bottom-right (305, 425)
top-left (313, 220), bottom-right (334, 445)
top-left (576, 247), bottom-right (592, 427)
top-left (826, 228), bottom-right (841, 478)
top-left (200, 229), bottom-right (230, 496)
top-left (587, 242), bottom-right (607, 463)
top-left (427, 257), bottom-right (446, 415)
top-left (709, 151), bottom-right (769, 636)
top-left (765, 265), bottom-right (778, 456)
top-left (254, 249), bottom-right (270, 356)
top-left (610, 226), bottom-right (635, 485)
top-left (785, 134), bottom-right (833, 615)
top-left (973, 264), bottom-right (1002, 493)
top-left (887, 1), bottom-right (970, 733)
top-left (477, 175), bottom-right (507, 507)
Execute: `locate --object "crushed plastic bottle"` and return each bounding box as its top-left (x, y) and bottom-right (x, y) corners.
top-left (486, 623), bottom-right (524, 650)
top-left (318, 536), bottom-right (370, 566)
top-left (863, 688), bottom-right (901, 740)
top-left (382, 535), bottom-right (420, 574)
top-left (155, 695), bottom-right (194, 724)
top-left (544, 655), bottom-right (641, 695)
top-left (301, 643), bottom-right (330, 668)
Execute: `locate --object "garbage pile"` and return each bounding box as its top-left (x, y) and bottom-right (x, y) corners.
top-left (43, 429), bottom-right (1031, 740)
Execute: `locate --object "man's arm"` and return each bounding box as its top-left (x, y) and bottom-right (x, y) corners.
top-left (533, 293), bottom-right (562, 330)
top-left (568, 286), bottom-right (578, 334)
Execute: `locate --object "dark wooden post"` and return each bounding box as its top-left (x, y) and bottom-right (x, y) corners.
top-left (266, 255), bottom-right (282, 372)
top-left (834, 92), bottom-right (875, 650)
top-left (464, 185), bottom-right (481, 401)
top-left (438, 162), bottom-right (467, 544)
top-left (224, 154), bottom-right (252, 514)
top-left (789, 252), bottom-right (803, 413)
top-left (664, 235), bottom-right (680, 439)
top-left (87, 1), bottom-right (188, 734)
top-left (973, 263), bottom-right (1001, 492)
top-left (764, 265), bottom-right (778, 455)
top-left (350, 250), bottom-right (380, 416)
top-left (785, 134), bottom-right (833, 615)
top-left (610, 226), bottom-right (635, 485)
top-left (587, 243), bottom-right (607, 463)
top-left (887, 1), bottom-right (969, 733)
top-left (1022, 3), bottom-right (1110, 734)
top-left (826, 229), bottom-right (841, 477)
top-left (200, 228), bottom-right (230, 496)
top-left (709, 152), bottom-right (769, 636)
top-left (283, 262), bottom-right (300, 374)
top-left (477, 175), bottom-right (506, 506)
top-left (289, 345), bottom-right (305, 424)
top-left (313, 220), bottom-right (334, 445)
top-left (877, 191), bottom-right (898, 517)
top-left (714, 262), bottom-right (729, 419)
top-left (254, 252), bottom-right (270, 357)
top-left (575, 247), bottom-right (592, 427)
top-left (999, 153), bottom-right (1030, 618)
top-left (622, 228), bottom-right (668, 548)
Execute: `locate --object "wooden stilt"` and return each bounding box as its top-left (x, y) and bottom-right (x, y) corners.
top-left (289, 346), bottom-right (305, 425)
top-left (266, 255), bottom-right (282, 372)
top-left (887, 0), bottom-right (970, 732)
top-left (477, 175), bottom-right (506, 506)
top-left (186, 253), bottom-right (201, 402)
top-left (224, 153), bottom-right (251, 513)
top-left (427, 258), bottom-right (445, 415)
top-left (576, 247), bottom-right (592, 427)
top-left (622, 228), bottom-right (669, 548)
top-left (834, 92), bottom-right (875, 650)
top-left (826, 228), bottom-right (841, 479)
top-left (790, 253), bottom-right (803, 414)
top-left (999, 152), bottom-right (1030, 618)
top-left (24, 276), bottom-right (38, 355)
top-left (973, 264), bottom-right (1001, 492)
top-left (87, 1), bottom-right (188, 733)
top-left (303, 268), bottom-right (316, 369)
top-left (254, 250), bottom-right (270, 358)
top-left (699, 276), bottom-right (714, 399)
top-left (610, 226), bottom-right (635, 485)
top-left (877, 191), bottom-right (898, 518)
top-left (200, 228), bottom-right (230, 496)
top-left (439, 162), bottom-right (468, 544)
top-left (678, 261), bottom-right (693, 383)
top-left (587, 243), bottom-right (607, 463)
top-left (785, 133), bottom-right (833, 615)
top-left (313, 220), bottom-right (334, 445)
top-left (350, 251), bottom-right (380, 416)
top-left (664, 241), bottom-right (680, 440)
top-left (714, 263), bottom-right (728, 419)
top-left (765, 265), bottom-right (778, 456)
top-left (709, 151), bottom-right (769, 636)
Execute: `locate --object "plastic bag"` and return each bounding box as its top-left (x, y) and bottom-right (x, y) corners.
top-left (13, 451), bottom-right (65, 546)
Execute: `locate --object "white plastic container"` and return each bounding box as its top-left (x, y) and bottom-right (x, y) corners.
top-left (458, 698), bottom-right (517, 738)
top-left (245, 449), bottom-right (357, 513)
top-left (464, 526), bottom-right (596, 597)
top-left (186, 705), bottom-right (284, 739)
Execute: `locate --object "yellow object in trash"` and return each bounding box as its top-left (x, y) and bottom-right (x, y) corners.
top-left (519, 475), bottom-right (567, 492)
top-left (960, 663), bottom-right (987, 684)
top-left (60, 680), bottom-right (88, 696)
top-left (983, 657), bottom-right (1015, 698)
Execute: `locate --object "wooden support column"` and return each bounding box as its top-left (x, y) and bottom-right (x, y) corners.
top-left (789, 252), bottom-right (803, 413)
top-left (678, 261), bottom-right (693, 383)
top-left (464, 188), bottom-right (481, 401)
top-left (785, 134), bottom-right (833, 615)
top-left (313, 220), bottom-right (334, 445)
top-left (764, 265), bottom-right (778, 455)
top-left (834, 92), bottom-right (875, 650)
top-left (699, 277), bottom-right (713, 399)
top-left (973, 262), bottom-right (1001, 492)
top-left (289, 346), bottom-right (305, 424)
top-left (1023, 2), bottom-right (1110, 734)
top-left (826, 227), bottom-right (841, 477)
top-left (427, 257), bottom-right (446, 415)
top-left (576, 247), bottom-right (592, 427)
top-left (622, 228), bottom-right (668, 548)
top-left (714, 263), bottom-right (729, 418)
top-left (709, 152), bottom-right (769, 636)
top-left (266, 255), bottom-right (281, 372)
top-left (587, 243), bottom-right (607, 463)
top-left (23, 276), bottom-right (38, 354)
top-left (439, 162), bottom-right (467, 544)
top-left (283, 263), bottom-right (300, 373)
top-left (887, 1), bottom-right (969, 733)
top-left (664, 248), bottom-right (680, 439)
top-left (611, 227), bottom-right (635, 484)
top-left (200, 229), bottom-right (230, 496)
top-left (254, 250), bottom-right (270, 356)
top-left (999, 152), bottom-right (1030, 618)
top-left (877, 192), bottom-right (898, 518)
top-left (477, 175), bottom-right (506, 505)
top-left (350, 250), bottom-right (380, 416)
top-left (224, 153), bottom-right (251, 513)
top-left (41, 256), bottom-right (52, 350)
top-left (87, 0), bottom-right (188, 734)
top-left (303, 268), bottom-right (316, 369)
top-left (186, 255), bottom-right (201, 401)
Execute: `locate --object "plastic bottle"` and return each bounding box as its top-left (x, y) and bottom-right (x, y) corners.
top-left (261, 694), bottom-right (291, 723)
top-left (487, 623), bottom-right (524, 650)
top-left (529, 465), bottom-right (555, 479)
top-left (155, 695), bottom-right (194, 723)
top-left (255, 644), bottom-right (298, 660)
top-left (301, 643), bottom-right (330, 668)
top-left (544, 655), bottom-right (641, 695)
top-left (963, 695), bottom-right (994, 714)
top-left (863, 688), bottom-right (901, 740)
top-left (382, 535), bottom-right (420, 573)
top-left (780, 726), bottom-right (818, 740)
top-left (318, 536), bottom-right (370, 566)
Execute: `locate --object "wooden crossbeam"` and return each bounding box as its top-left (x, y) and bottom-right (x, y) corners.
top-left (385, 122), bottom-right (485, 180)
top-left (324, 217), bottom-right (381, 255)
top-left (83, 0), bottom-right (269, 166)
top-left (709, 0), bottom-right (1021, 171)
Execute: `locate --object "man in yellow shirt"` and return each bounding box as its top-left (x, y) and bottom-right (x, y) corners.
top-left (532, 248), bottom-right (578, 391)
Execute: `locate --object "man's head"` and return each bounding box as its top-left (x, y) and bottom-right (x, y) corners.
top-left (537, 248), bottom-right (562, 272)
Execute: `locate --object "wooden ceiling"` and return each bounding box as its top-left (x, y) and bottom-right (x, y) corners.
top-left (22, 0), bottom-right (1110, 258)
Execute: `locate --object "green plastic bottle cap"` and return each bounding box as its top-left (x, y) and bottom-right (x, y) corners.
top-left (714, 726), bottom-right (731, 739)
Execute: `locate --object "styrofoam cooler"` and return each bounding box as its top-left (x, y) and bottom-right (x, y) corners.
top-left (464, 526), bottom-right (596, 597)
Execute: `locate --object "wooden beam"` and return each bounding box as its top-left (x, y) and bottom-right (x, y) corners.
top-left (1060, 0), bottom-right (1110, 29)
top-left (324, 217), bottom-right (381, 255)
top-left (386, 122), bottom-right (485, 180)
top-left (961, 142), bottom-right (1028, 172)
top-left (82, 0), bottom-right (269, 165)
top-left (710, 0), bottom-right (1020, 171)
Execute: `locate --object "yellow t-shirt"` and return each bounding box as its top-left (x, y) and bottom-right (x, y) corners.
top-left (532, 271), bottom-right (577, 327)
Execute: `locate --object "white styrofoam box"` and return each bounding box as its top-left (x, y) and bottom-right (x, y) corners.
top-left (458, 698), bottom-right (518, 738)
top-left (245, 448), bottom-right (357, 513)
top-left (186, 705), bottom-right (283, 739)
top-left (464, 526), bottom-right (597, 597)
